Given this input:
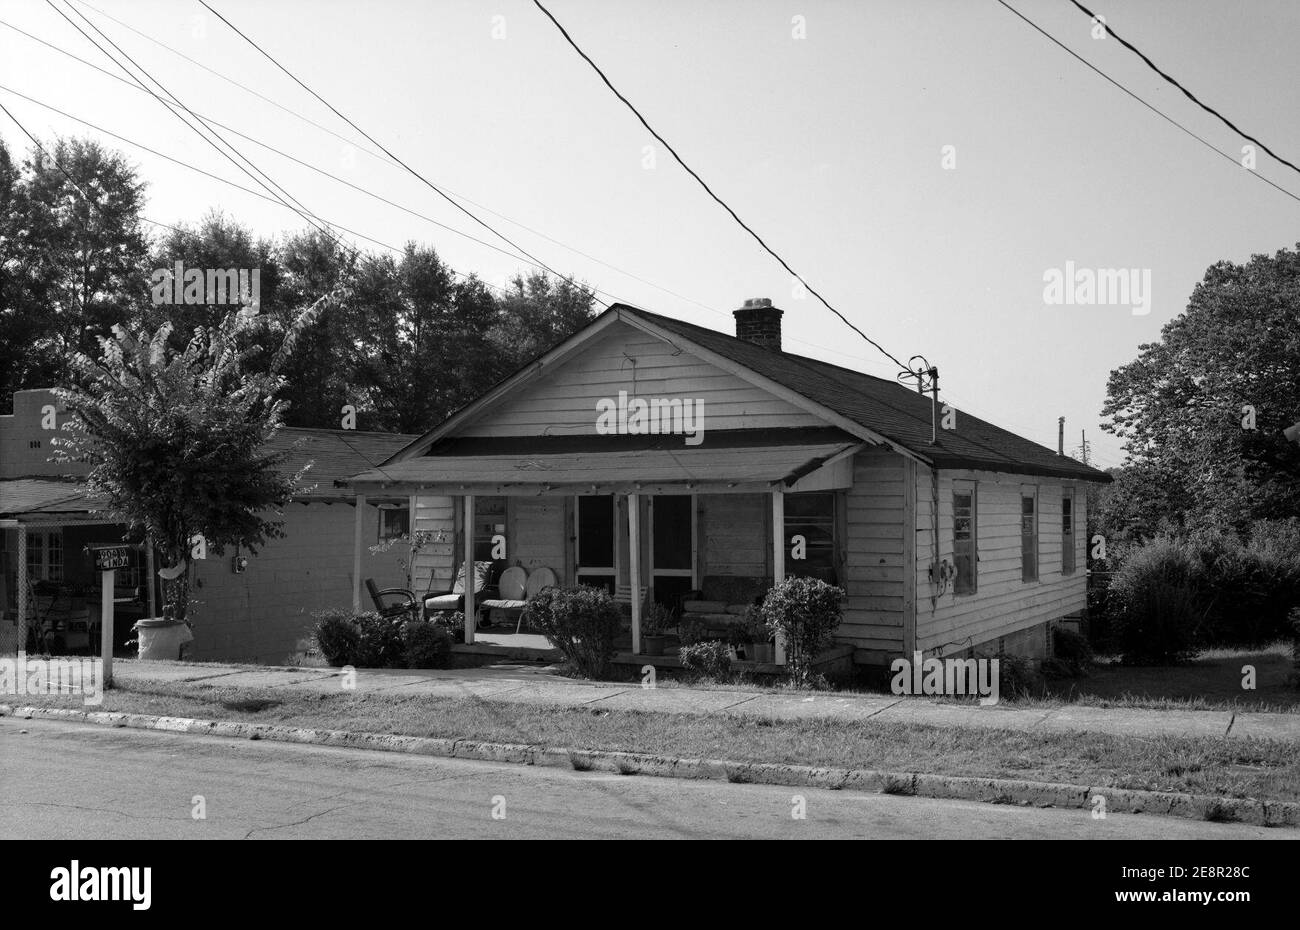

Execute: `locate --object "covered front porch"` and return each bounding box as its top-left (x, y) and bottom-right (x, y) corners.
top-left (346, 429), bottom-right (865, 663)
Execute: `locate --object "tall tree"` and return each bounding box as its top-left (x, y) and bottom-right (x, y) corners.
top-left (1101, 244), bottom-right (1300, 534)
top-left (52, 302), bottom-right (327, 627)
top-left (489, 270), bottom-right (598, 370)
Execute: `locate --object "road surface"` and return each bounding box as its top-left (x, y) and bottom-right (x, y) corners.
top-left (0, 716), bottom-right (1288, 840)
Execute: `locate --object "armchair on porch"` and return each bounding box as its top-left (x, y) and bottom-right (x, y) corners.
top-left (365, 578), bottom-right (421, 623)
top-left (422, 559), bottom-right (506, 624)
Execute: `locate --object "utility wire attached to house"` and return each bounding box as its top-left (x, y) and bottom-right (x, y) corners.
top-left (530, 0), bottom-right (918, 381)
top-left (1067, 0), bottom-right (1300, 180)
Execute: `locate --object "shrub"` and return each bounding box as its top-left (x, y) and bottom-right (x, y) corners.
top-left (351, 612), bottom-right (407, 668)
top-left (523, 585), bottom-right (621, 679)
top-left (679, 640), bottom-right (731, 679)
top-left (401, 620), bottom-right (453, 669)
top-left (677, 617), bottom-right (709, 646)
top-left (1051, 626), bottom-right (1093, 677)
top-left (427, 609), bottom-right (466, 643)
top-left (979, 651), bottom-right (1044, 699)
top-left (641, 602), bottom-right (676, 637)
top-left (313, 609), bottom-right (361, 667)
top-left (1108, 536), bottom-right (1206, 665)
top-left (757, 576), bottom-right (845, 686)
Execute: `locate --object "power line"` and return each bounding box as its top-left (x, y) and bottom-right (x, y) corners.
top-left (66, 0), bottom-right (397, 169)
top-left (46, 0), bottom-right (342, 249)
top-left (1068, 0), bottom-right (1300, 180)
top-left (994, 0), bottom-right (1300, 206)
top-left (0, 99), bottom-right (183, 234)
top-left (196, 0), bottom-right (603, 307)
top-left (530, 0), bottom-right (916, 378)
top-left (0, 85), bottom-right (515, 297)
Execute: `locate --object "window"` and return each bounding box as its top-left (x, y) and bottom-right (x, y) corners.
top-left (377, 503), bottom-right (410, 542)
top-left (25, 529), bottom-right (64, 582)
top-left (952, 483), bottom-right (977, 594)
top-left (785, 492), bottom-right (837, 583)
top-left (472, 497), bottom-right (506, 561)
top-left (1020, 488), bottom-right (1038, 582)
top-left (576, 495), bottom-right (616, 593)
top-left (1062, 489), bottom-right (1075, 575)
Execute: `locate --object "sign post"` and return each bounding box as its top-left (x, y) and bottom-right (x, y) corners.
top-left (87, 545), bottom-right (132, 689)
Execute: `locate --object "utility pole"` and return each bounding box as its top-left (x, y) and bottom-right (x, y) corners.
top-left (1080, 429), bottom-right (1090, 466)
top-left (1058, 417), bottom-right (1065, 456)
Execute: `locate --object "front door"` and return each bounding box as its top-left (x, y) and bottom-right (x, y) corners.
top-left (575, 495), bottom-right (616, 594)
top-left (649, 495), bottom-right (695, 608)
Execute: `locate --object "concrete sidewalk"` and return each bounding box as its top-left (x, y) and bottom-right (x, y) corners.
top-left (73, 659), bottom-right (1300, 743)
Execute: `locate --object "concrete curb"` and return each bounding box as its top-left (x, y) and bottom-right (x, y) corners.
top-left (4, 703), bottom-right (1295, 828)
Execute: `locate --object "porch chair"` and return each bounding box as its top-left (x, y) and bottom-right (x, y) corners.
top-left (477, 566), bottom-right (527, 631)
top-left (422, 559), bottom-right (504, 624)
top-left (365, 578), bottom-right (420, 623)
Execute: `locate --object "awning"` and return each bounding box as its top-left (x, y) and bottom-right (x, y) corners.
top-left (345, 431), bottom-right (864, 495)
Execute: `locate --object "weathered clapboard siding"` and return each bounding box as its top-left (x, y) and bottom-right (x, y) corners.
top-left (460, 322), bottom-right (823, 437)
top-left (914, 467), bottom-right (1087, 655)
top-left (840, 447), bottom-right (908, 652)
top-left (701, 493), bottom-right (767, 576)
top-left (509, 497), bottom-right (566, 578)
top-left (411, 494), bottom-right (455, 593)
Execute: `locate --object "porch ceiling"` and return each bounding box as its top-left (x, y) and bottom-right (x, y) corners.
top-left (344, 437), bottom-right (863, 495)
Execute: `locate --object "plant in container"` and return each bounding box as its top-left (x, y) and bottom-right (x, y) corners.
top-left (744, 606), bottom-right (775, 663)
top-left (640, 602), bottom-right (675, 656)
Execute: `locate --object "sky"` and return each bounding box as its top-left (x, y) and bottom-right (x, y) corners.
top-left (2, 0), bottom-right (1298, 469)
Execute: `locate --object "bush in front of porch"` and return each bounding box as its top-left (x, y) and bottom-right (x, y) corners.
top-left (313, 609), bottom-right (453, 669)
top-left (757, 576), bottom-right (845, 687)
top-left (521, 585), bottom-right (620, 679)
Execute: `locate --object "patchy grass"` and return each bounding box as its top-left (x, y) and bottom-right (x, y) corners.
top-left (1038, 644), bottom-right (1300, 713)
top-left (11, 676), bottom-right (1300, 805)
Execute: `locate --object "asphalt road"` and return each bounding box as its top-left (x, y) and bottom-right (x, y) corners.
top-left (0, 716), bottom-right (1289, 840)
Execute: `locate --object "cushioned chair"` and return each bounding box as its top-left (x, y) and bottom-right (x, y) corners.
top-left (479, 566), bottom-right (527, 630)
top-left (422, 560), bottom-right (503, 619)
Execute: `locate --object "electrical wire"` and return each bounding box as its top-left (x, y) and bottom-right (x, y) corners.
top-left (196, 0), bottom-right (602, 307)
top-left (530, 0), bottom-right (917, 379)
top-left (994, 0), bottom-right (1300, 206)
top-left (1067, 0), bottom-right (1300, 180)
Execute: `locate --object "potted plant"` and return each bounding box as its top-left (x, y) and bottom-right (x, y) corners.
top-left (744, 606), bottom-right (775, 663)
top-left (726, 620), bottom-right (753, 661)
top-left (640, 602), bottom-right (675, 656)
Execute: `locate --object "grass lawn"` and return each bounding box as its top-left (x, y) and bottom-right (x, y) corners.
top-left (1037, 643), bottom-right (1300, 713)
top-left (11, 676), bottom-right (1300, 807)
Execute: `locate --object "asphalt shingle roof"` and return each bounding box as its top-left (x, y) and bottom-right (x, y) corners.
top-left (626, 307), bottom-right (1110, 483)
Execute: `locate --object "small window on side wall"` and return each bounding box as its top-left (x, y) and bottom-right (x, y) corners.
top-left (952, 482), bottom-right (977, 595)
top-left (1062, 489), bottom-right (1075, 575)
top-left (1021, 487), bottom-right (1038, 583)
top-left (378, 503), bottom-right (410, 542)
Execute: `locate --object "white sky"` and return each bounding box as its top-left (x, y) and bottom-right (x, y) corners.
top-left (3, 0), bottom-right (1299, 468)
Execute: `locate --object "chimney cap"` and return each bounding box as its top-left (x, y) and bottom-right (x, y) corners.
top-left (741, 297), bottom-right (773, 309)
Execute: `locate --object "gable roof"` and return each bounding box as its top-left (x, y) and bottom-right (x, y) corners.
top-left (626, 307), bottom-right (1110, 482)
top-left (387, 304), bottom-right (1109, 484)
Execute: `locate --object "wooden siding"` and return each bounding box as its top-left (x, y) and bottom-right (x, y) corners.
top-left (509, 497), bottom-right (566, 578)
top-left (915, 467), bottom-right (1087, 654)
top-left (700, 493), bottom-right (767, 576)
top-left (841, 447), bottom-right (908, 652)
top-left (411, 494), bottom-right (455, 593)
top-left (460, 321), bottom-right (823, 437)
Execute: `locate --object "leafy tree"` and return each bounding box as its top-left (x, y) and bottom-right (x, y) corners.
top-left (51, 302), bottom-right (328, 626)
top-left (1101, 245), bottom-right (1300, 534)
top-left (490, 270), bottom-right (598, 370)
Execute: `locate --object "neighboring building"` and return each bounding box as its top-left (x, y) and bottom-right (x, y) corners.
top-left (345, 300), bottom-right (1111, 667)
top-left (0, 388), bottom-right (415, 662)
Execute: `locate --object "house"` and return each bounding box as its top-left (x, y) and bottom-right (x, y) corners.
top-left (0, 388), bottom-right (416, 663)
top-left (344, 299), bottom-right (1111, 668)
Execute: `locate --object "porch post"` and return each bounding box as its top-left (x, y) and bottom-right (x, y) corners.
top-left (145, 538), bottom-right (157, 619)
top-left (352, 493), bottom-right (366, 611)
top-left (16, 525), bottom-right (27, 655)
top-left (463, 494), bottom-right (476, 645)
top-left (772, 488), bottom-right (787, 665)
top-left (628, 492), bottom-right (641, 654)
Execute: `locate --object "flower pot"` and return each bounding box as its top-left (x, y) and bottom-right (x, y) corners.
top-left (643, 634), bottom-right (666, 656)
top-left (749, 642), bottom-right (774, 664)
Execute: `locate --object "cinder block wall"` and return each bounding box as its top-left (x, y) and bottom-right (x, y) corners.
top-left (188, 501), bottom-right (405, 663)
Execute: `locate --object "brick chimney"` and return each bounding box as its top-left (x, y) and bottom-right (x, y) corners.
top-left (733, 297), bottom-right (783, 351)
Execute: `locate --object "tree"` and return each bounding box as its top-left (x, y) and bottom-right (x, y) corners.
top-left (51, 302), bottom-right (328, 626)
top-left (1101, 244), bottom-right (1300, 534)
top-left (489, 270), bottom-right (598, 370)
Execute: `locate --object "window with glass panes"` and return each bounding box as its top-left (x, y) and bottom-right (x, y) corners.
top-left (1021, 488), bottom-right (1038, 582)
top-left (472, 497), bottom-right (507, 561)
top-left (26, 529), bottom-right (64, 582)
top-left (784, 492), bottom-right (837, 583)
top-left (952, 483), bottom-right (977, 594)
top-left (1062, 489), bottom-right (1075, 575)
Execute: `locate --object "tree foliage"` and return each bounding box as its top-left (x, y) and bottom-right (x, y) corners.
top-left (51, 303), bottom-right (326, 622)
top-left (1100, 245), bottom-right (1300, 539)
